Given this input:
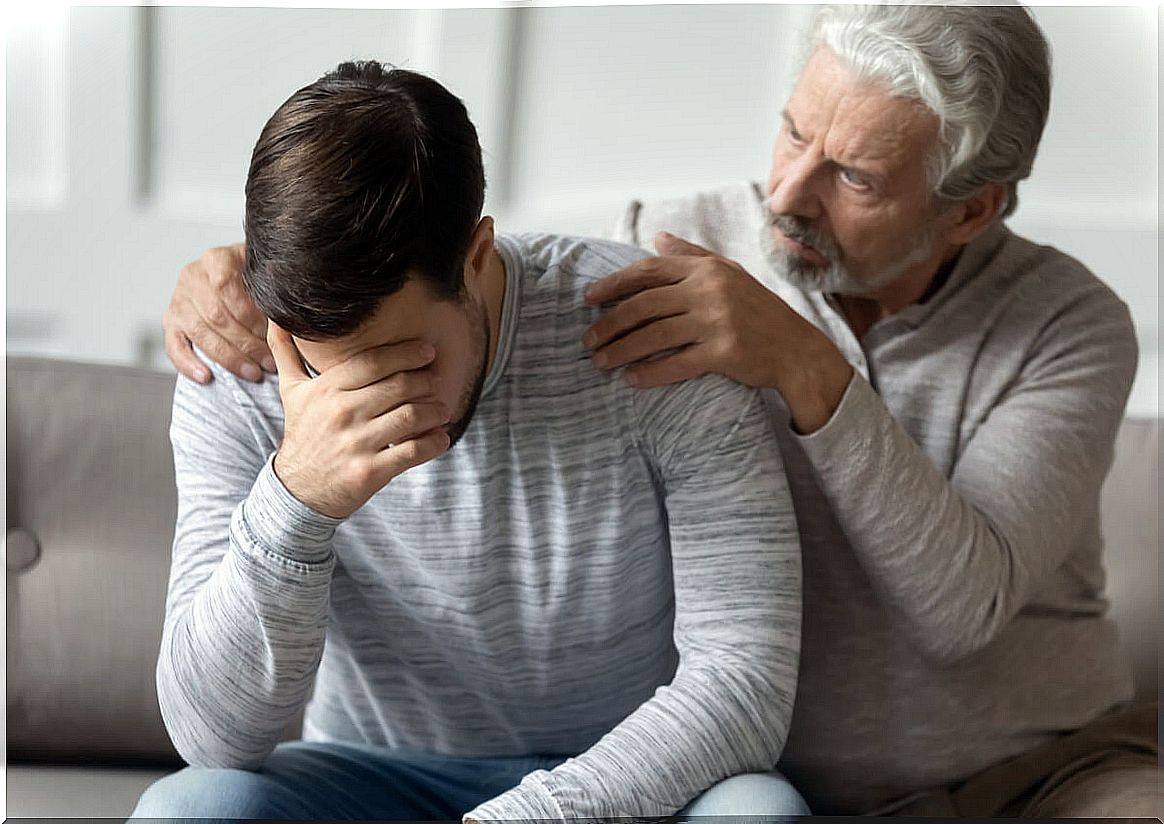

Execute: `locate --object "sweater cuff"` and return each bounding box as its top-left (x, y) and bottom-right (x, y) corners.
top-left (465, 769), bottom-right (565, 823)
top-left (236, 453), bottom-right (345, 563)
top-left (793, 370), bottom-right (879, 462)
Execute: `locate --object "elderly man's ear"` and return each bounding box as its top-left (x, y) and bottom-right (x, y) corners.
top-left (941, 183), bottom-right (1009, 247)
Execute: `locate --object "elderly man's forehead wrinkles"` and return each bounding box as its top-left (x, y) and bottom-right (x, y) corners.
top-left (789, 47), bottom-right (939, 184)
top-left (829, 92), bottom-right (939, 180)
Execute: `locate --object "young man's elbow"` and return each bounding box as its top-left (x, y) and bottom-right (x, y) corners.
top-left (691, 653), bottom-right (797, 758)
top-left (157, 668), bottom-right (274, 771)
top-left (161, 699), bottom-right (274, 771)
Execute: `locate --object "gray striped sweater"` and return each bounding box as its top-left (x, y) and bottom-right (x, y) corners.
top-left (158, 232), bottom-right (802, 821)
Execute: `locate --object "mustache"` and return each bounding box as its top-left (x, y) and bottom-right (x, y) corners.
top-left (762, 204), bottom-right (838, 260)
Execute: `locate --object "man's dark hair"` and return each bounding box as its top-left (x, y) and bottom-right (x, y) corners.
top-left (243, 61), bottom-right (486, 339)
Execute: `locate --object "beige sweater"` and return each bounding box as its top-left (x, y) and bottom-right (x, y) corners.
top-left (609, 182), bottom-right (1138, 814)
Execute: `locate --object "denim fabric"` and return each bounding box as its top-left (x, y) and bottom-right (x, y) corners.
top-left (131, 739), bottom-right (810, 820)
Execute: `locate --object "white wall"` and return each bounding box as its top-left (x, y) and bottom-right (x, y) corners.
top-left (6, 4), bottom-right (1159, 416)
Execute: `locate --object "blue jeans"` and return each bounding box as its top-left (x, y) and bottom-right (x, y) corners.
top-left (131, 740), bottom-right (811, 819)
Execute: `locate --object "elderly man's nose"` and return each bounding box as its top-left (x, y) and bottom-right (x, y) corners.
top-left (769, 158), bottom-right (821, 220)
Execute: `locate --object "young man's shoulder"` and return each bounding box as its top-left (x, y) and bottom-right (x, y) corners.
top-left (498, 232), bottom-right (769, 441)
top-left (497, 232), bottom-right (654, 345)
top-left (173, 345), bottom-right (285, 437)
top-left (507, 232), bottom-right (653, 288)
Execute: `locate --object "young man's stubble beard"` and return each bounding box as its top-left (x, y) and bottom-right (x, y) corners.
top-left (443, 293), bottom-right (490, 450)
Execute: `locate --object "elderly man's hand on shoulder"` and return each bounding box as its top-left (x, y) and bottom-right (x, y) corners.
top-left (582, 230), bottom-right (854, 434)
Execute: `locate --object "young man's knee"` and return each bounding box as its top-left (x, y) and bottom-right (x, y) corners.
top-left (681, 770), bottom-right (812, 818)
top-left (130, 764), bottom-right (297, 821)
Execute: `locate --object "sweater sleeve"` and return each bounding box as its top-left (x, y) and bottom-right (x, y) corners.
top-left (156, 353), bottom-right (345, 768)
top-left (794, 288), bottom-right (1138, 664)
top-left (467, 375), bottom-right (801, 821)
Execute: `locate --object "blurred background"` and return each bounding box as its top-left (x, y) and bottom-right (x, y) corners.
top-left (5, 3), bottom-right (1159, 416)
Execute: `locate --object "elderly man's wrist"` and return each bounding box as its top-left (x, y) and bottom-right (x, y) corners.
top-left (781, 334), bottom-right (854, 435)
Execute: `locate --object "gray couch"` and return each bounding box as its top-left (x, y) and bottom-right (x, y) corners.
top-left (7, 355), bottom-right (1161, 818)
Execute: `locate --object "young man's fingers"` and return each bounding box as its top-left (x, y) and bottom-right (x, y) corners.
top-left (329, 340), bottom-right (437, 391)
top-left (266, 321), bottom-right (311, 386)
top-left (583, 257), bottom-right (687, 306)
top-left (590, 316), bottom-right (698, 372)
top-left (622, 346), bottom-right (708, 389)
top-left (583, 286), bottom-right (687, 351)
top-left (367, 401), bottom-right (451, 449)
top-left (362, 369), bottom-right (441, 417)
top-left (373, 428), bottom-right (451, 481)
top-left (163, 329), bottom-right (212, 384)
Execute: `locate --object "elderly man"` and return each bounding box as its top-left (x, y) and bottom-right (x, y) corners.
top-left (161, 4), bottom-right (1161, 818)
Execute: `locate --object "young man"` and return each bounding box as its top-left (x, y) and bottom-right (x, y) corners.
top-left (133, 61), bottom-right (807, 821)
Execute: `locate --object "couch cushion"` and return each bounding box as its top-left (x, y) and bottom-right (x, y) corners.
top-left (7, 356), bottom-right (183, 764)
top-left (5, 765), bottom-right (173, 818)
top-left (1099, 417), bottom-right (1160, 701)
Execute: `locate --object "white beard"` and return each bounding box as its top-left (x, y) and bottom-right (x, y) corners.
top-left (758, 204), bottom-right (936, 296)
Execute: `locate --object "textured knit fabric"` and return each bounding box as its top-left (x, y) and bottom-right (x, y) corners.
top-left (158, 232), bottom-right (802, 822)
top-left (610, 182), bottom-right (1140, 814)
top-left (870, 701), bottom-right (1160, 817)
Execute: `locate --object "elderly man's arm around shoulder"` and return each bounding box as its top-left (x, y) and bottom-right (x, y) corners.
top-left (795, 281), bottom-right (1138, 663)
top-left (589, 206), bottom-right (1140, 665)
top-left (467, 375), bottom-right (802, 822)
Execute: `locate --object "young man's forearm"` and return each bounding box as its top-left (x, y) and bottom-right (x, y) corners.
top-left (160, 362), bottom-right (344, 767)
top-left (158, 455), bottom-right (341, 767)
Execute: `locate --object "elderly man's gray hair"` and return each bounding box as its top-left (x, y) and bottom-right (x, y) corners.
top-left (811, 3), bottom-right (1051, 218)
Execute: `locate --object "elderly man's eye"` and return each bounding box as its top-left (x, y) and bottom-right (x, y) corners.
top-left (839, 167), bottom-right (872, 190)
